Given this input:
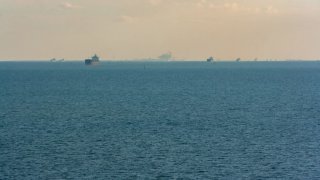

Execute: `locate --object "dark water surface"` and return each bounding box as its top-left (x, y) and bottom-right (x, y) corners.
top-left (1, 61), bottom-right (320, 179)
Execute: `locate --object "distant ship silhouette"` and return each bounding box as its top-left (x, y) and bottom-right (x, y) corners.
top-left (207, 56), bottom-right (214, 62)
top-left (50, 58), bottom-right (64, 62)
top-left (158, 52), bottom-right (172, 61)
top-left (85, 54), bottom-right (100, 65)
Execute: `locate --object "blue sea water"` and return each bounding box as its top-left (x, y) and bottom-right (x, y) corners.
top-left (0, 61), bottom-right (320, 179)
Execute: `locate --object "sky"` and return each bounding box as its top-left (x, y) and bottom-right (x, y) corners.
top-left (0, 0), bottom-right (320, 60)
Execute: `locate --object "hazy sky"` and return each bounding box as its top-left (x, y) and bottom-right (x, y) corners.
top-left (1, 0), bottom-right (320, 60)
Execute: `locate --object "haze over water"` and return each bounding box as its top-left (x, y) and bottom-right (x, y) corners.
top-left (1, 61), bottom-right (320, 179)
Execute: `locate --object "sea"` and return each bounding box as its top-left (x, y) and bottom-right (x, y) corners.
top-left (0, 61), bottom-right (320, 179)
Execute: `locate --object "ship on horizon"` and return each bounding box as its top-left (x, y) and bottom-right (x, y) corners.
top-left (158, 52), bottom-right (172, 61)
top-left (50, 58), bottom-right (64, 62)
top-left (85, 54), bottom-right (100, 65)
top-left (207, 56), bottom-right (214, 62)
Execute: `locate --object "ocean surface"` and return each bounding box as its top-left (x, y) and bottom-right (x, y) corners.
top-left (1, 61), bottom-right (320, 179)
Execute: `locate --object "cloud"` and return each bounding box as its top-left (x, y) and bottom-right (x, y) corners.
top-left (224, 3), bottom-right (239, 11)
top-left (265, 6), bottom-right (279, 15)
top-left (197, 1), bottom-right (243, 11)
top-left (148, 0), bottom-right (163, 6)
top-left (60, 2), bottom-right (81, 9)
top-left (196, 0), bottom-right (210, 8)
top-left (195, 1), bottom-right (279, 15)
top-left (117, 15), bottom-right (139, 24)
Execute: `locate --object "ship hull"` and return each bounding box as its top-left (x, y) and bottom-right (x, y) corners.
top-left (85, 54), bottom-right (100, 65)
top-left (85, 59), bottom-right (99, 65)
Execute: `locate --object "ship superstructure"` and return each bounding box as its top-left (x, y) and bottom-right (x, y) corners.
top-left (207, 56), bottom-right (214, 62)
top-left (85, 54), bottom-right (100, 65)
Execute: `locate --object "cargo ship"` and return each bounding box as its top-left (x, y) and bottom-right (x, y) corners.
top-left (207, 56), bottom-right (214, 62)
top-left (85, 54), bottom-right (100, 65)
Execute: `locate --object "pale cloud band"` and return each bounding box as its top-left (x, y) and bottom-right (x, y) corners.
top-left (60, 2), bottom-right (82, 9)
